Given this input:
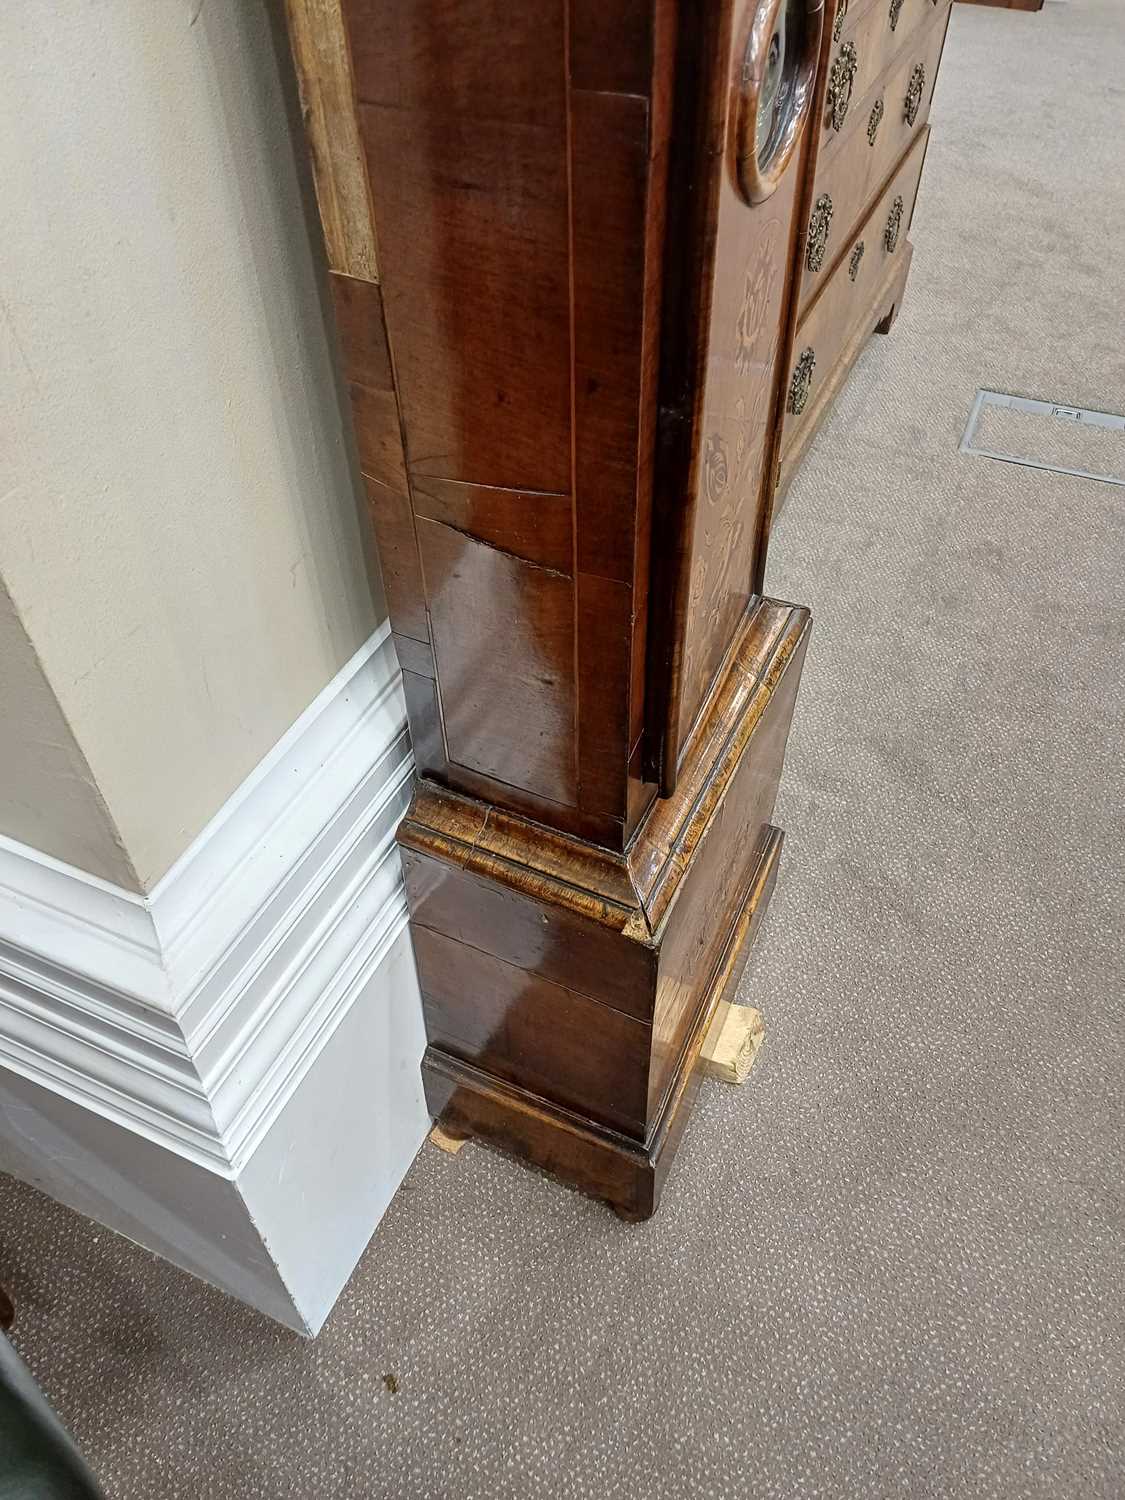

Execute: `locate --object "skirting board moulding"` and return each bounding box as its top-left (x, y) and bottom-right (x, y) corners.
top-left (0, 622), bottom-right (431, 1333)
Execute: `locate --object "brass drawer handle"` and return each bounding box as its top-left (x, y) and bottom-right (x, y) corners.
top-left (788, 348), bottom-right (816, 415)
top-left (849, 241), bottom-right (865, 280)
top-left (904, 62), bottom-right (925, 126)
top-left (833, 0), bottom-right (849, 42)
top-left (884, 194), bottom-right (904, 253)
top-left (867, 98), bottom-right (884, 145)
top-left (826, 42), bottom-right (858, 132)
top-left (806, 193), bottom-right (834, 272)
top-left (889, 0), bottom-right (904, 29)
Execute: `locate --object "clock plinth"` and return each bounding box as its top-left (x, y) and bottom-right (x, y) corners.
top-left (400, 599), bottom-right (808, 1217)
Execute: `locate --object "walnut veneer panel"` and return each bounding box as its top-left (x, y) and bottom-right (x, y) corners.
top-left (655, 0), bottom-right (814, 773)
top-left (416, 924), bottom-right (653, 1136)
top-left (285, 0), bottom-right (851, 1218)
top-left (416, 517), bottom-right (578, 804)
top-left (649, 620), bottom-right (806, 1116)
top-left (353, 115), bottom-right (571, 491)
top-left (334, 0), bottom-right (678, 846)
top-left (330, 273), bottom-right (428, 643)
top-left (409, 477), bottom-right (572, 576)
top-left (400, 599), bottom-right (811, 1215)
top-left (673, 130), bottom-right (802, 757)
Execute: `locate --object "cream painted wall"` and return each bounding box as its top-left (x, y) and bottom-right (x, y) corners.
top-left (0, 580), bottom-right (137, 886)
top-left (0, 0), bottom-right (381, 892)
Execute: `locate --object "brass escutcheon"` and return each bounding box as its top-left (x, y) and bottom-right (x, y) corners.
top-left (889, 0), bottom-right (905, 30)
top-left (867, 97), bottom-right (884, 146)
top-left (806, 194), bottom-right (834, 273)
top-left (904, 62), bottom-right (926, 126)
top-left (849, 241), bottom-right (865, 281)
top-left (826, 42), bottom-right (858, 132)
top-left (884, 195), bottom-right (904, 253)
top-left (833, 0), bottom-right (849, 43)
top-left (788, 348), bottom-right (816, 416)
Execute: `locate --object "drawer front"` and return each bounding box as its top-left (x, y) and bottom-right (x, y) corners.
top-left (800, 7), bottom-right (948, 309)
top-left (825, 0), bottom-right (884, 46)
top-left (820, 0), bottom-right (949, 152)
top-left (783, 126), bottom-right (930, 455)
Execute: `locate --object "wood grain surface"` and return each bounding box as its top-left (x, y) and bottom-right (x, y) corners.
top-left (282, 0), bottom-right (972, 1215)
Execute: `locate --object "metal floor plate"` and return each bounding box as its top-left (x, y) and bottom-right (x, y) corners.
top-left (960, 390), bottom-right (1125, 488)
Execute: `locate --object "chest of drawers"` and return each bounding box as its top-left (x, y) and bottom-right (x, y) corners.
top-left (778, 0), bottom-right (952, 490)
top-left (284, 0), bottom-right (947, 1218)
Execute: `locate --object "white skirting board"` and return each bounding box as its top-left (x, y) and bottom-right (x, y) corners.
top-left (0, 623), bottom-right (430, 1335)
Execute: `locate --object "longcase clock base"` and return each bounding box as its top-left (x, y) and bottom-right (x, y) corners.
top-left (400, 598), bottom-right (811, 1219)
top-left (421, 826), bottom-right (783, 1219)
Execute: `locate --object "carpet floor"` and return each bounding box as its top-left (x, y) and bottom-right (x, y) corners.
top-left (3, 2), bottom-right (1124, 1496)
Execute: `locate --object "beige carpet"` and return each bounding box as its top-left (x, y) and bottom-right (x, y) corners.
top-left (3, 2), bottom-right (1124, 1495)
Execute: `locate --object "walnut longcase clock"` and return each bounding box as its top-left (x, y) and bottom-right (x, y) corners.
top-left (285, 0), bottom-right (817, 1217)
